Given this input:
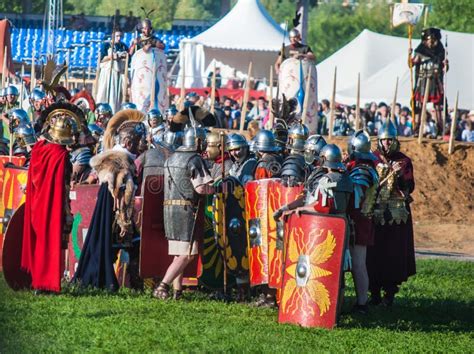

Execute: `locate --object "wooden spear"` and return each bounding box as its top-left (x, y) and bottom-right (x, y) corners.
top-left (268, 65), bottom-right (274, 129)
top-left (210, 62), bottom-right (217, 114)
top-left (408, 25), bottom-right (416, 132)
top-left (301, 64), bottom-right (311, 126)
top-left (355, 72), bottom-right (361, 130)
top-left (418, 79), bottom-right (430, 144)
top-left (31, 51), bottom-right (36, 90)
top-left (239, 62), bottom-right (252, 132)
top-left (329, 66), bottom-right (337, 138)
top-left (123, 53), bottom-right (129, 102)
top-left (448, 91), bottom-right (459, 155)
top-left (93, 51), bottom-right (101, 100)
top-left (19, 64), bottom-right (24, 109)
top-left (391, 76), bottom-right (399, 124)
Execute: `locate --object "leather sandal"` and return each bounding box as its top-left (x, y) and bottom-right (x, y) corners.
top-left (173, 290), bottom-right (183, 300)
top-left (153, 282), bottom-right (171, 300)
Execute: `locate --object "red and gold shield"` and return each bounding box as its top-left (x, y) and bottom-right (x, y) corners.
top-left (245, 179), bottom-right (272, 286)
top-left (267, 179), bottom-right (304, 289)
top-left (278, 210), bottom-right (347, 329)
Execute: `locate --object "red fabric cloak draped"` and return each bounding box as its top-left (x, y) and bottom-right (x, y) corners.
top-left (0, 20), bottom-right (14, 78)
top-left (21, 140), bottom-right (69, 292)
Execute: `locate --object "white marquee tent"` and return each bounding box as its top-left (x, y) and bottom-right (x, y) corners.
top-left (317, 29), bottom-right (474, 109)
top-left (177, 0), bottom-right (288, 88)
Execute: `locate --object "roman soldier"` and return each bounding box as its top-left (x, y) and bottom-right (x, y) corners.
top-left (345, 130), bottom-right (379, 314)
top-left (146, 109), bottom-right (165, 144)
top-left (1, 86), bottom-right (21, 139)
top-left (73, 110), bottom-right (147, 291)
top-left (13, 121), bottom-right (37, 167)
top-left (21, 103), bottom-right (79, 293)
top-left (27, 88), bottom-right (46, 127)
top-left (153, 126), bottom-right (214, 300)
top-left (227, 133), bottom-right (257, 185)
top-left (96, 28), bottom-right (129, 114)
top-left (275, 28), bottom-right (315, 74)
top-left (367, 120), bottom-right (416, 306)
top-left (253, 130), bottom-right (283, 179)
top-left (129, 18), bottom-right (165, 55)
top-left (303, 134), bottom-right (327, 169)
top-left (94, 103), bottom-right (113, 129)
top-left (410, 27), bottom-right (448, 133)
top-left (279, 123), bottom-right (310, 187)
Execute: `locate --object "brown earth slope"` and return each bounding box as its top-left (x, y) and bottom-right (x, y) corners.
top-left (330, 137), bottom-right (474, 256)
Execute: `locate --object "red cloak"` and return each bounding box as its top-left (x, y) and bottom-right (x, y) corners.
top-left (21, 140), bottom-right (69, 292)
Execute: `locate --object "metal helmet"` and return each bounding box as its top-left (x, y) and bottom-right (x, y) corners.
top-left (159, 130), bottom-right (183, 151)
top-left (166, 105), bottom-right (178, 118)
top-left (88, 123), bottom-right (104, 137)
top-left (205, 131), bottom-right (225, 160)
top-left (320, 144), bottom-right (345, 171)
top-left (43, 115), bottom-right (78, 146)
top-left (287, 123), bottom-right (309, 154)
top-left (348, 129), bottom-right (376, 160)
top-left (273, 119), bottom-right (288, 149)
top-left (254, 130), bottom-right (279, 153)
top-left (95, 103), bottom-right (113, 116)
top-left (226, 133), bottom-right (248, 151)
top-left (14, 122), bottom-right (37, 147)
top-left (289, 28), bottom-right (301, 39)
top-left (147, 109), bottom-right (163, 126)
top-left (304, 134), bottom-right (327, 165)
top-left (121, 102), bottom-right (137, 110)
top-left (377, 120), bottom-right (400, 156)
top-left (5, 86), bottom-right (19, 97)
top-left (178, 126), bottom-right (207, 152)
top-left (9, 109), bottom-right (30, 127)
top-left (30, 88), bottom-right (46, 102)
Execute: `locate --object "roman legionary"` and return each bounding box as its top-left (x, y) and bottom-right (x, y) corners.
top-left (303, 134), bottom-right (327, 170)
top-left (275, 28), bottom-right (315, 74)
top-left (13, 121), bottom-right (37, 167)
top-left (411, 27), bottom-right (447, 133)
top-left (96, 29), bottom-right (129, 114)
top-left (253, 130), bottom-right (283, 179)
top-left (27, 88), bottom-right (46, 127)
top-left (227, 133), bottom-right (257, 185)
top-left (279, 123), bottom-right (309, 187)
top-left (367, 120), bottom-right (416, 306)
top-left (73, 110), bottom-right (146, 291)
top-left (153, 126), bottom-right (214, 300)
top-left (345, 130), bottom-right (379, 314)
top-left (21, 103), bottom-right (79, 293)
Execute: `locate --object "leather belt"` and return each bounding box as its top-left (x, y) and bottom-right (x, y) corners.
top-left (164, 199), bottom-right (192, 206)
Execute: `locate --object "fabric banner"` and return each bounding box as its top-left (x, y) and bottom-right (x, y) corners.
top-left (168, 87), bottom-right (266, 102)
top-left (392, 3), bottom-right (425, 28)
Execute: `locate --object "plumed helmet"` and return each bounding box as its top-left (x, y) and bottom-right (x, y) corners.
top-left (121, 102), bottom-right (137, 110)
top-left (178, 126), bottom-right (207, 152)
top-left (348, 129), bottom-right (376, 160)
top-left (9, 109), bottom-right (30, 126)
top-left (254, 129), bottom-right (279, 153)
top-left (226, 133), bottom-right (248, 151)
top-left (304, 134), bottom-right (327, 164)
top-left (30, 88), bottom-right (46, 102)
top-left (5, 85), bottom-right (19, 97)
top-left (141, 18), bottom-right (152, 29)
top-left (320, 144), bottom-right (345, 170)
top-left (421, 27), bottom-right (441, 41)
top-left (147, 109), bottom-right (163, 125)
top-left (287, 123), bottom-right (309, 154)
top-left (289, 28), bottom-right (300, 38)
top-left (273, 119), bottom-right (288, 148)
top-left (378, 119), bottom-right (398, 140)
top-left (14, 122), bottom-right (37, 147)
top-left (95, 103), bottom-right (113, 116)
top-left (43, 115), bottom-right (78, 145)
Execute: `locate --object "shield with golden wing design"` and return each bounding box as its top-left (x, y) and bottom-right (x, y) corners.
top-left (244, 179), bottom-right (273, 286)
top-left (278, 210), bottom-right (347, 329)
top-left (267, 179), bottom-right (304, 289)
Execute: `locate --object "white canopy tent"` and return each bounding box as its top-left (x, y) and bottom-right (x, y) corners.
top-left (317, 29), bottom-right (474, 109)
top-left (177, 0), bottom-right (288, 88)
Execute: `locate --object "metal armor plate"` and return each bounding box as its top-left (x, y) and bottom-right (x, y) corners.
top-left (245, 179), bottom-right (272, 286)
top-left (278, 210), bottom-right (347, 329)
top-left (212, 176), bottom-right (249, 278)
top-left (268, 179), bottom-right (304, 289)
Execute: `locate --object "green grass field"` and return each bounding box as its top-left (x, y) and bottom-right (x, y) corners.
top-left (1, 259), bottom-right (473, 352)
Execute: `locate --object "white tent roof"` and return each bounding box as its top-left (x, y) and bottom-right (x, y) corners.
top-left (317, 29), bottom-right (474, 109)
top-left (177, 0), bottom-right (288, 87)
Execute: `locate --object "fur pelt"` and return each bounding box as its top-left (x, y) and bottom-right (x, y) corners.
top-left (90, 150), bottom-right (137, 236)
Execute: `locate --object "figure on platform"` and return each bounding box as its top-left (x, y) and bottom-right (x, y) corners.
top-left (153, 126), bottom-right (214, 300)
top-left (367, 120), bottom-right (416, 306)
top-left (129, 17), bottom-right (165, 55)
top-left (96, 28), bottom-right (129, 114)
top-left (411, 27), bottom-right (448, 134)
top-left (275, 28), bottom-right (315, 74)
top-left (345, 130), bottom-right (379, 314)
top-left (21, 103), bottom-right (79, 293)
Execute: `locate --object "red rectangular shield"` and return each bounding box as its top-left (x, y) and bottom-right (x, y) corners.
top-left (245, 179), bottom-right (272, 286)
top-left (267, 179), bottom-right (304, 289)
top-left (278, 210), bottom-right (347, 329)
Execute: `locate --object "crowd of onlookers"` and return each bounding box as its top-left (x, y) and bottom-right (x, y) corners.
top-left (171, 92), bottom-right (474, 142)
